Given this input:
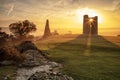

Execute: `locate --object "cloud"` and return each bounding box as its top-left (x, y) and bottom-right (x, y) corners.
top-left (104, 0), bottom-right (120, 13)
top-left (7, 4), bottom-right (14, 16)
top-left (114, 2), bottom-right (120, 12)
top-left (0, 0), bottom-right (120, 22)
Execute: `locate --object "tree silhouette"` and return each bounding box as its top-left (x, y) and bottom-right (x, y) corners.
top-left (9, 20), bottom-right (37, 38)
top-left (0, 27), bottom-right (1, 31)
top-left (0, 32), bottom-right (9, 39)
top-left (53, 30), bottom-right (59, 35)
top-left (0, 27), bottom-right (9, 40)
top-left (0, 28), bottom-right (10, 45)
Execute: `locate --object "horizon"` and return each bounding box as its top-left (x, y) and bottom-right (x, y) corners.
top-left (0, 0), bottom-right (120, 36)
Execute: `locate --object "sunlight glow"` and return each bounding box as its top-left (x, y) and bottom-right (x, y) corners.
top-left (89, 19), bottom-right (93, 22)
top-left (76, 8), bottom-right (103, 23)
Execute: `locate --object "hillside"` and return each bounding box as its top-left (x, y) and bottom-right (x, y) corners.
top-left (103, 36), bottom-right (120, 46)
top-left (36, 34), bottom-right (120, 80)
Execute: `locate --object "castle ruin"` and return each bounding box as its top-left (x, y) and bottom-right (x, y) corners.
top-left (43, 19), bottom-right (51, 38)
top-left (83, 15), bottom-right (98, 35)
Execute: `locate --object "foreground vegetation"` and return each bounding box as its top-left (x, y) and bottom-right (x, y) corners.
top-left (0, 34), bottom-right (119, 80)
top-left (36, 35), bottom-right (120, 80)
top-left (0, 66), bottom-right (17, 80)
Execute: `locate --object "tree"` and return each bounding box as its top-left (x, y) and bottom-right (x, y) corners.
top-left (0, 28), bottom-right (10, 45)
top-left (0, 27), bottom-right (1, 31)
top-left (9, 20), bottom-right (37, 38)
top-left (0, 27), bottom-right (9, 40)
top-left (0, 32), bottom-right (9, 39)
top-left (53, 30), bottom-right (59, 35)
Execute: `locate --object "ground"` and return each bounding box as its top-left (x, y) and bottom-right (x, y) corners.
top-left (0, 66), bottom-right (17, 80)
top-left (0, 34), bottom-right (120, 80)
top-left (36, 34), bottom-right (120, 80)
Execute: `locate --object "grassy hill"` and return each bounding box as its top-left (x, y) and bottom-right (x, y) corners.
top-left (103, 36), bottom-right (120, 46)
top-left (36, 35), bottom-right (120, 80)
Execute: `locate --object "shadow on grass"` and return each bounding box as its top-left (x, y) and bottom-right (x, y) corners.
top-left (47, 35), bottom-right (120, 80)
top-left (90, 36), bottom-right (120, 52)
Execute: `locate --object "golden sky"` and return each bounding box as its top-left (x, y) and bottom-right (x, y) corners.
top-left (0, 0), bottom-right (120, 36)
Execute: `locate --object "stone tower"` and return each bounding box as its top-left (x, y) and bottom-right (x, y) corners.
top-left (43, 19), bottom-right (51, 38)
top-left (83, 15), bottom-right (98, 35)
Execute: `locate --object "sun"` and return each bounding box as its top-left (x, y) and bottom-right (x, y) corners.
top-left (76, 8), bottom-right (103, 23)
top-left (89, 18), bottom-right (93, 22)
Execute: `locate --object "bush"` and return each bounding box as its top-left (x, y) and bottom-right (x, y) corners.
top-left (0, 46), bottom-right (26, 62)
top-left (16, 41), bottom-right (38, 53)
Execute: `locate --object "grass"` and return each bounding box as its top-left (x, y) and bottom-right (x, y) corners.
top-left (0, 66), bottom-right (17, 80)
top-left (103, 36), bottom-right (120, 46)
top-left (36, 35), bottom-right (120, 80)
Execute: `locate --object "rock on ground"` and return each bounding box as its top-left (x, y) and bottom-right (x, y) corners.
top-left (15, 41), bottom-right (74, 80)
top-left (28, 71), bottom-right (74, 80)
top-left (19, 50), bottom-right (46, 67)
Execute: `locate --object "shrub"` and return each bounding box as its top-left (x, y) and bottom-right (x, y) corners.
top-left (15, 41), bottom-right (38, 53)
top-left (0, 46), bottom-right (26, 62)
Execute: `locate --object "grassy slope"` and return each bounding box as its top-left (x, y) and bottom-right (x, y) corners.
top-left (103, 36), bottom-right (120, 46)
top-left (0, 35), bottom-right (119, 80)
top-left (0, 66), bottom-right (17, 80)
top-left (36, 35), bottom-right (120, 80)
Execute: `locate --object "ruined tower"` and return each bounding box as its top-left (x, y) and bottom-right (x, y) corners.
top-left (83, 15), bottom-right (98, 35)
top-left (43, 19), bottom-right (51, 38)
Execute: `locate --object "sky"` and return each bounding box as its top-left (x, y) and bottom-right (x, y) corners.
top-left (0, 0), bottom-right (120, 36)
